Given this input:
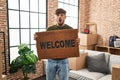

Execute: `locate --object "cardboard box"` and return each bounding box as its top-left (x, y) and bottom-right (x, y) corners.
top-left (69, 53), bottom-right (88, 70)
top-left (79, 33), bottom-right (97, 45)
top-left (80, 45), bottom-right (95, 50)
top-left (0, 50), bottom-right (2, 80)
top-left (36, 29), bottom-right (79, 59)
top-left (112, 65), bottom-right (120, 80)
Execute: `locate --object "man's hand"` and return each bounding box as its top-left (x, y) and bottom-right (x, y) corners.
top-left (76, 38), bottom-right (80, 45)
top-left (34, 32), bottom-right (38, 40)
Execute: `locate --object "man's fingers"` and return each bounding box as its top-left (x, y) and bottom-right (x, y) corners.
top-left (76, 38), bottom-right (80, 43)
top-left (34, 33), bottom-right (38, 40)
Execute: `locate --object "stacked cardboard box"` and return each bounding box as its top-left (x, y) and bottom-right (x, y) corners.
top-left (79, 33), bottom-right (97, 50)
top-left (112, 65), bottom-right (120, 80)
top-left (69, 53), bottom-right (88, 70)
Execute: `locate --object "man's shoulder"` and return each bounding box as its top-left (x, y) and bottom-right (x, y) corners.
top-left (64, 24), bottom-right (73, 29)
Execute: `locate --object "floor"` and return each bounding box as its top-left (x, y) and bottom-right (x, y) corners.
top-left (33, 76), bottom-right (73, 80)
top-left (33, 75), bottom-right (46, 80)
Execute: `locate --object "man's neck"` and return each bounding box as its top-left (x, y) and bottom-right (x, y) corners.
top-left (57, 24), bottom-right (65, 27)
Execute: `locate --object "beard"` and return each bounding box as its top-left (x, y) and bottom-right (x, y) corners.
top-left (58, 22), bottom-right (64, 26)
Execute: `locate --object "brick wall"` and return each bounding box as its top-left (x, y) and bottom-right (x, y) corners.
top-left (79, 0), bottom-right (90, 32)
top-left (48, 0), bottom-right (58, 27)
top-left (88, 0), bottom-right (120, 45)
top-left (79, 0), bottom-right (120, 45)
top-left (0, 0), bottom-right (9, 76)
top-left (0, 32), bottom-right (6, 76)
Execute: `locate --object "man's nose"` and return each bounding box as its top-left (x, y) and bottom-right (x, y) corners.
top-left (59, 16), bottom-right (62, 18)
top-left (58, 15), bottom-right (62, 17)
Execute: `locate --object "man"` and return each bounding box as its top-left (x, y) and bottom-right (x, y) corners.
top-left (34, 8), bottom-right (79, 80)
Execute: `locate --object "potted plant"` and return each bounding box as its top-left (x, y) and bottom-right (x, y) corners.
top-left (9, 44), bottom-right (38, 80)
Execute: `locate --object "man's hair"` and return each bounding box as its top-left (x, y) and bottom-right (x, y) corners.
top-left (55, 8), bottom-right (66, 15)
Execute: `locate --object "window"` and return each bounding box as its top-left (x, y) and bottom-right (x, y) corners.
top-left (58, 0), bottom-right (79, 29)
top-left (8, 0), bottom-right (47, 62)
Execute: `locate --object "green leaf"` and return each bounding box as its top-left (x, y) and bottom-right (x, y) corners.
top-left (9, 43), bottom-right (38, 77)
top-left (18, 43), bottom-right (28, 50)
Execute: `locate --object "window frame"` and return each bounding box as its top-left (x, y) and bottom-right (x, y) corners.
top-left (7, 0), bottom-right (48, 63)
top-left (58, 0), bottom-right (79, 29)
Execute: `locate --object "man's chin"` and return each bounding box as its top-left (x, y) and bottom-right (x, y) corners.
top-left (58, 23), bottom-right (64, 26)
